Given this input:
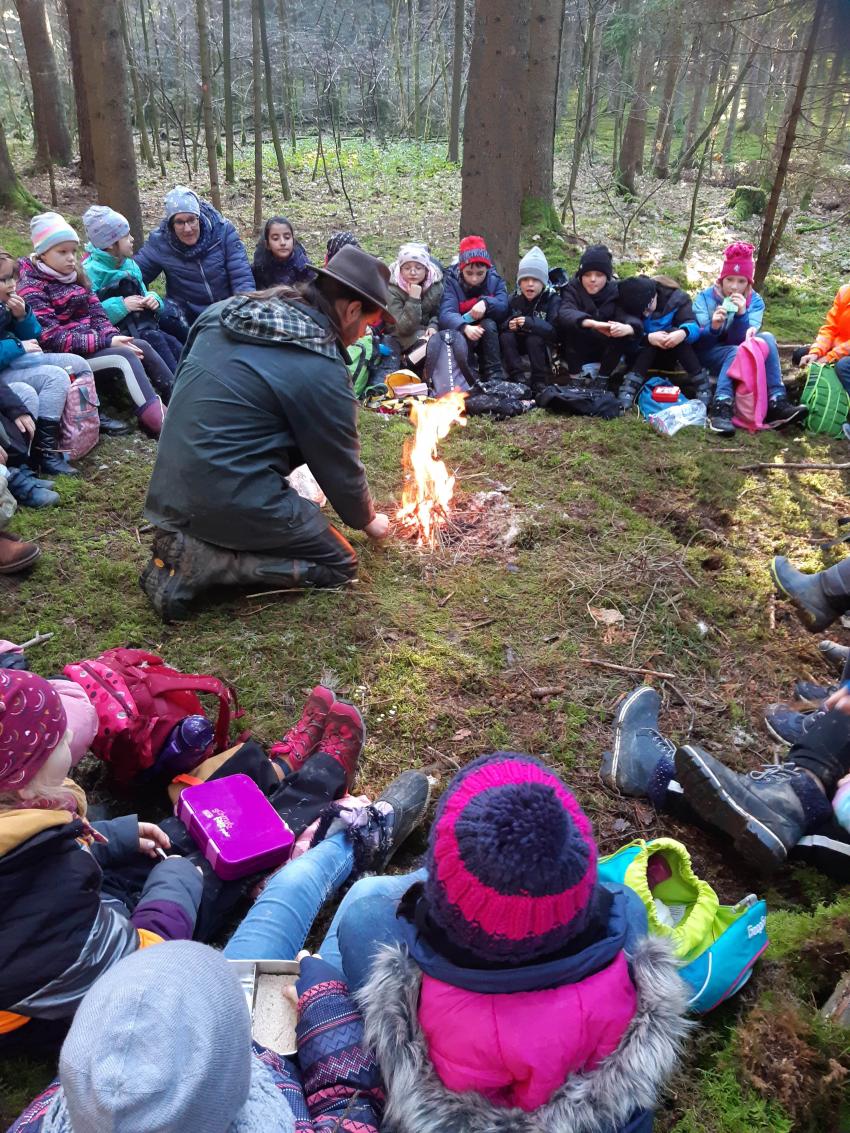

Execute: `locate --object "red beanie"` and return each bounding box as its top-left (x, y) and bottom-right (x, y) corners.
top-left (719, 241), bottom-right (755, 284)
top-left (458, 235), bottom-right (492, 268)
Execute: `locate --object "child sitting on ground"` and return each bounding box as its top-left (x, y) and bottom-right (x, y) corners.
top-left (616, 274), bottom-right (710, 410)
top-left (557, 244), bottom-right (640, 383)
top-left (799, 279), bottom-right (850, 392)
top-left (0, 670), bottom-right (202, 1056)
top-left (317, 752), bottom-right (690, 1132)
top-left (694, 242), bottom-right (805, 434)
top-left (253, 215), bottom-right (315, 289)
top-left (17, 213), bottom-right (169, 435)
top-left (499, 245), bottom-right (559, 394)
top-left (386, 241), bottom-right (444, 373)
top-left (436, 235), bottom-right (510, 385)
top-left (82, 205), bottom-right (184, 374)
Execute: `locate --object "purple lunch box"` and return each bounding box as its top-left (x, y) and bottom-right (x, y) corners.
top-left (176, 773), bottom-right (295, 880)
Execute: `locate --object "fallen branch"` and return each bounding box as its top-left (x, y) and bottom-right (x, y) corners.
top-left (531, 686), bottom-right (565, 699)
top-left (739, 461), bottom-right (850, 472)
top-left (19, 631), bottom-right (54, 649)
top-left (581, 658), bottom-right (678, 680)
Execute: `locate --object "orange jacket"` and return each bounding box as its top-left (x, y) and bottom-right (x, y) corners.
top-left (811, 284), bottom-right (850, 364)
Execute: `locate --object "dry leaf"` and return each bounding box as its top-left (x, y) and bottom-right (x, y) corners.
top-left (451, 729), bottom-right (472, 742)
top-left (589, 606), bottom-right (625, 627)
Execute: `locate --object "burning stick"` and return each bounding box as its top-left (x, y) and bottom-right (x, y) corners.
top-left (397, 392), bottom-right (467, 546)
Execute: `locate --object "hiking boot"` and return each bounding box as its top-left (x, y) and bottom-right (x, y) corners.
top-left (314, 701), bottom-right (365, 793)
top-left (617, 371), bottom-right (643, 411)
top-left (98, 412), bottom-right (131, 436)
top-left (770, 556), bottom-right (844, 631)
top-left (708, 398), bottom-right (736, 436)
top-left (600, 685), bottom-right (676, 797)
top-left (32, 419), bottom-right (78, 476)
top-left (692, 368), bottom-right (712, 407)
top-left (794, 679), bottom-right (836, 706)
top-left (764, 703), bottom-right (826, 746)
top-left (140, 529), bottom-right (235, 622)
top-left (269, 685), bottom-right (336, 776)
top-left (819, 639), bottom-right (850, 674)
top-left (7, 467), bottom-right (59, 508)
top-left (326, 770), bottom-right (435, 875)
top-left (674, 745), bottom-right (812, 872)
top-left (765, 396), bottom-right (807, 429)
top-left (0, 531), bottom-right (40, 574)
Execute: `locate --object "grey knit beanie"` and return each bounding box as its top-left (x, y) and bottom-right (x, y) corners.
top-left (516, 245), bottom-right (549, 287)
top-left (165, 185), bottom-right (201, 220)
top-left (82, 205), bottom-right (131, 250)
top-left (56, 941), bottom-right (265, 1133)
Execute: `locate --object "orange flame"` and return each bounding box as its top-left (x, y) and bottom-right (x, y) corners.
top-left (397, 392), bottom-right (467, 545)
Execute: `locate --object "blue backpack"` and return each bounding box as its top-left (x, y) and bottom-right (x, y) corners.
top-left (636, 376), bottom-right (688, 419)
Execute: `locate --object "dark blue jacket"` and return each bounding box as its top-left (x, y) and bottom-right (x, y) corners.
top-left (501, 287), bottom-right (560, 343)
top-left (135, 203), bottom-right (255, 325)
top-left (439, 265), bottom-right (510, 332)
top-left (641, 282), bottom-right (700, 344)
top-left (0, 302), bottom-right (41, 372)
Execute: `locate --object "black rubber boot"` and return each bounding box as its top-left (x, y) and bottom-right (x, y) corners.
top-left (139, 529), bottom-right (236, 623)
top-left (674, 745), bottom-right (811, 873)
top-left (98, 412), bottom-right (132, 436)
top-left (617, 372), bottom-right (643, 411)
top-left (32, 419), bottom-right (78, 476)
top-left (770, 556), bottom-right (846, 631)
top-left (692, 368), bottom-right (712, 407)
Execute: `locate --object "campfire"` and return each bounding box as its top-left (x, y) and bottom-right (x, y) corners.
top-left (397, 392), bottom-right (467, 546)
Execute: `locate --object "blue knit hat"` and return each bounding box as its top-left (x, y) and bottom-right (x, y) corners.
top-left (425, 752), bottom-right (599, 964)
top-left (165, 185), bottom-right (201, 220)
top-left (82, 205), bottom-right (130, 250)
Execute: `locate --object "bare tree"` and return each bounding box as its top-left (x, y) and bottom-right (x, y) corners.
top-left (195, 0), bottom-right (221, 209)
top-left (15, 0), bottom-right (72, 166)
top-left (447, 0), bottom-right (464, 161)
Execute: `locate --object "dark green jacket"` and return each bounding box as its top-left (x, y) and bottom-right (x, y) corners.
top-left (144, 296), bottom-right (375, 549)
top-left (386, 281), bottom-right (443, 350)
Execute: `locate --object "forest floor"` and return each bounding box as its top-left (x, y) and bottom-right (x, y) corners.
top-left (2, 139), bottom-right (850, 1130)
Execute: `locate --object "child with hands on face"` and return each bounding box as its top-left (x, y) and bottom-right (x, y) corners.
top-left (386, 242), bottom-right (444, 371)
top-left (0, 669), bottom-right (203, 1056)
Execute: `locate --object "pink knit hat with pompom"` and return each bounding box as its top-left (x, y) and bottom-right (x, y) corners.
top-left (719, 241), bottom-right (755, 284)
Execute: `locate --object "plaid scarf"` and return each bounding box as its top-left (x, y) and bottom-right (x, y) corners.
top-left (219, 295), bottom-right (340, 361)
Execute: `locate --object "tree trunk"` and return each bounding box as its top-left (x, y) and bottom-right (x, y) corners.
top-left (522, 0), bottom-right (564, 205)
top-left (460, 0), bottom-right (530, 280)
top-left (275, 0), bottom-right (297, 150)
top-left (64, 0), bottom-right (143, 241)
top-left (137, 0), bottom-right (166, 175)
top-left (447, 0), bottom-right (464, 161)
top-left (63, 0), bottom-right (94, 183)
top-left (252, 0), bottom-right (263, 233)
top-left (15, 0), bottom-right (72, 166)
top-left (652, 13), bottom-right (684, 178)
top-left (742, 36), bottom-right (772, 133)
top-left (722, 72), bottom-right (742, 162)
top-left (223, 0), bottom-right (234, 181)
top-left (0, 117), bottom-right (41, 210)
top-left (195, 0), bottom-right (221, 209)
top-left (820, 42), bottom-right (845, 150)
top-left (258, 0), bottom-right (290, 198)
top-left (616, 11), bottom-right (654, 195)
top-left (409, 0), bottom-right (421, 138)
top-left (118, 0), bottom-right (154, 168)
top-left (755, 0), bottom-right (826, 289)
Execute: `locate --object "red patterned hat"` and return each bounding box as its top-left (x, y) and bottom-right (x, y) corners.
top-left (458, 235), bottom-right (492, 268)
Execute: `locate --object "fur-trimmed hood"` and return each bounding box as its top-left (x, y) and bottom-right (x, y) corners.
top-left (357, 935), bottom-right (693, 1133)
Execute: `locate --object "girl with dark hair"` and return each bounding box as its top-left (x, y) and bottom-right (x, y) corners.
top-left (252, 216), bottom-right (315, 289)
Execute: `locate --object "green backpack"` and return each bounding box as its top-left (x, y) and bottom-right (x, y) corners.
top-left (801, 361), bottom-right (850, 438)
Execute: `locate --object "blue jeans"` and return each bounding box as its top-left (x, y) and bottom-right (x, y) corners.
top-left (701, 332), bottom-right (784, 401)
top-left (223, 833), bottom-right (354, 960)
top-left (835, 356), bottom-right (850, 395)
top-left (319, 869), bottom-right (426, 991)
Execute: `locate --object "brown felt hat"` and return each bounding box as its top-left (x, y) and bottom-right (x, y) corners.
top-left (314, 244), bottom-right (391, 313)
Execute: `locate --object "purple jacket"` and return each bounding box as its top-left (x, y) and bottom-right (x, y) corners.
top-left (17, 258), bottom-right (118, 357)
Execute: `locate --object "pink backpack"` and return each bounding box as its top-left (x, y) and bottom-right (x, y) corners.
top-left (64, 648), bottom-right (239, 786)
top-left (728, 336), bottom-right (770, 433)
top-left (59, 371), bottom-right (100, 460)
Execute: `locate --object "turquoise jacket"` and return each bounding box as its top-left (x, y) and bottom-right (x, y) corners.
top-left (83, 244), bottom-right (162, 327)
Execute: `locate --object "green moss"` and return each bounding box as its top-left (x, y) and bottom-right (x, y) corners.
top-left (667, 1066), bottom-right (794, 1133)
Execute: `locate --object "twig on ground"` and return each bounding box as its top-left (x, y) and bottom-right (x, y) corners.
top-left (531, 686), bottom-right (565, 698)
top-left (740, 461), bottom-right (850, 472)
top-left (19, 631), bottom-right (54, 649)
top-left (437, 590), bottom-right (455, 607)
top-left (581, 658), bottom-right (678, 680)
top-left (768, 592), bottom-right (776, 631)
top-left (663, 678), bottom-right (696, 734)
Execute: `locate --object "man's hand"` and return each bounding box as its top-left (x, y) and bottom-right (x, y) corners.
top-left (6, 293), bottom-right (26, 320)
top-left (464, 324), bottom-right (485, 341)
top-left (364, 513), bottom-right (390, 539)
top-left (14, 414), bottom-right (35, 440)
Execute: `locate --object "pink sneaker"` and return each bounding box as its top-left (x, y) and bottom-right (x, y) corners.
top-left (270, 685), bottom-right (335, 775)
top-left (315, 701), bottom-right (365, 793)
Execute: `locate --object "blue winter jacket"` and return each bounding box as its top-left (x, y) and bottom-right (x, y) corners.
top-left (134, 203), bottom-right (255, 325)
top-left (0, 302), bottom-right (41, 372)
top-left (640, 283), bottom-right (700, 344)
top-left (693, 284), bottom-right (766, 347)
top-left (439, 265), bottom-right (510, 332)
